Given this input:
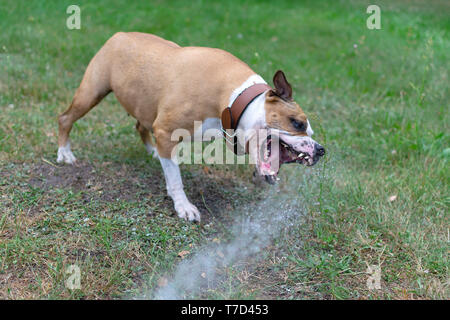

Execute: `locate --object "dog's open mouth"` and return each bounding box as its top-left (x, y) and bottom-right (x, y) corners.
top-left (258, 135), bottom-right (315, 184)
top-left (278, 139), bottom-right (314, 166)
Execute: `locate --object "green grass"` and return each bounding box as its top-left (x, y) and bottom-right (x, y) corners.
top-left (0, 0), bottom-right (448, 299)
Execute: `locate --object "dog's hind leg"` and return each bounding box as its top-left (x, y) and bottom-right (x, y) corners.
top-left (135, 121), bottom-right (158, 158)
top-left (57, 56), bottom-right (111, 164)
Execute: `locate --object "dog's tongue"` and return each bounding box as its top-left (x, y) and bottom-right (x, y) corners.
top-left (259, 145), bottom-right (293, 175)
top-left (260, 161), bottom-right (277, 176)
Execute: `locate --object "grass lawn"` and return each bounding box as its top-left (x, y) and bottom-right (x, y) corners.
top-left (0, 0), bottom-right (448, 299)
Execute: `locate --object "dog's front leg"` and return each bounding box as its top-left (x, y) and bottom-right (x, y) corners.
top-left (158, 157), bottom-right (201, 222)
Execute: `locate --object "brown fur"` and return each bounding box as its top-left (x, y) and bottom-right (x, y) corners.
top-left (264, 71), bottom-right (308, 137)
top-left (264, 94), bottom-right (308, 137)
top-left (58, 32), bottom-right (254, 158)
top-left (58, 33), bottom-right (310, 158)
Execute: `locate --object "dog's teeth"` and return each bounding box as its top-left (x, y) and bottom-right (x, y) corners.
top-left (305, 156), bottom-right (309, 160)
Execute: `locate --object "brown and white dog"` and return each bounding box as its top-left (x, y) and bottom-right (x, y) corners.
top-left (57, 32), bottom-right (325, 222)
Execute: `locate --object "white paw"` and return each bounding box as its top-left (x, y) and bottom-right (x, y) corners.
top-left (145, 143), bottom-right (159, 158)
top-left (174, 200), bottom-right (201, 222)
top-left (57, 143), bottom-right (77, 164)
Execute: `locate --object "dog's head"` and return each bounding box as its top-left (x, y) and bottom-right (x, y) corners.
top-left (251, 70), bottom-right (325, 183)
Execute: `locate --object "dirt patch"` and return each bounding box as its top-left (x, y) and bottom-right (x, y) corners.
top-left (26, 160), bottom-right (257, 221)
top-left (29, 161), bottom-right (162, 202)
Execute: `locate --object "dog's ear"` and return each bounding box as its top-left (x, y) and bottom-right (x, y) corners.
top-left (271, 70), bottom-right (292, 100)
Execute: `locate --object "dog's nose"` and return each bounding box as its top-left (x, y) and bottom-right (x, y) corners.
top-left (314, 143), bottom-right (325, 157)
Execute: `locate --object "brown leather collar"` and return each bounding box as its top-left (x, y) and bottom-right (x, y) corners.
top-left (221, 83), bottom-right (272, 154)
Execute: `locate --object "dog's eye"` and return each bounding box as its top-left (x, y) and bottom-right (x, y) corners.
top-left (290, 118), bottom-right (305, 131)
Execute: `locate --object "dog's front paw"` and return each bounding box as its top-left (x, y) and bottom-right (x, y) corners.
top-left (174, 200), bottom-right (201, 222)
top-left (57, 143), bottom-right (77, 164)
